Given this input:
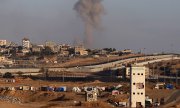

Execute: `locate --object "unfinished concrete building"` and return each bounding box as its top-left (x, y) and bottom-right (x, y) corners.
top-left (130, 65), bottom-right (145, 108)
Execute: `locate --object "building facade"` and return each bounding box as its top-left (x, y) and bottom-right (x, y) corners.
top-left (130, 65), bottom-right (145, 108)
top-left (32, 45), bottom-right (42, 53)
top-left (0, 56), bottom-right (6, 62)
top-left (120, 49), bottom-right (133, 54)
top-left (0, 40), bottom-right (7, 46)
top-left (0, 56), bottom-right (13, 64)
top-left (74, 45), bottom-right (88, 56)
top-left (85, 87), bottom-right (98, 102)
top-left (45, 41), bottom-right (56, 48)
top-left (22, 38), bottom-right (31, 49)
top-left (45, 41), bottom-right (57, 52)
top-left (126, 67), bottom-right (149, 78)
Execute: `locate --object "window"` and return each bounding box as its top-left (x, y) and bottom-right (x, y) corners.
top-left (141, 73), bottom-right (143, 75)
top-left (133, 83), bottom-right (135, 85)
top-left (136, 83), bottom-right (144, 89)
top-left (88, 94), bottom-right (93, 98)
top-left (133, 73), bottom-right (135, 75)
top-left (133, 92), bottom-right (135, 95)
top-left (138, 73), bottom-right (140, 75)
top-left (137, 92), bottom-right (140, 95)
top-left (141, 93), bottom-right (143, 95)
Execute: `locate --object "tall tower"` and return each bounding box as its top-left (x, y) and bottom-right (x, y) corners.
top-left (22, 38), bottom-right (31, 49)
top-left (130, 65), bottom-right (145, 108)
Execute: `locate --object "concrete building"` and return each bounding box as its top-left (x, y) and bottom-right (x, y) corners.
top-left (9, 41), bottom-right (18, 47)
top-left (130, 65), bottom-right (145, 108)
top-left (0, 56), bottom-right (13, 65)
top-left (79, 50), bottom-right (88, 56)
top-left (22, 48), bottom-right (30, 55)
top-left (59, 50), bottom-right (69, 57)
top-left (32, 45), bottom-right (42, 53)
top-left (0, 48), bottom-right (8, 53)
top-left (74, 45), bottom-right (88, 56)
top-left (60, 44), bottom-right (71, 51)
top-left (0, 56), bottom-right (6, 62)
top-left (120, 49), bottom-right (133, 54)
top-left (22, 38), bottom-right (31, 49)
top-left (85, 87), bottom-right (98, 102)
top-left (97, 49), bottom-right (108, 55)
top-left (45, 41), bottom-right (56, 48)
top-left (59, 44), bottom-right (71, 55)
top-left (0, 40), bottom-right (7, 46)
top-left (126, 67), bottom-right (150, 78)
top-left (45, 41), bottom-right (57, 52)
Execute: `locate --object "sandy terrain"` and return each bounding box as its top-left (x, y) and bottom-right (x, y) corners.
top-left (43, 54), bottom-right (141, 68)
top-left (0, 101), bottom-right (35, 108)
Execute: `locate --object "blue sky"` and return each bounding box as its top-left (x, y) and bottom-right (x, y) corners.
top-left (0, 0), bottom-right (180, 53)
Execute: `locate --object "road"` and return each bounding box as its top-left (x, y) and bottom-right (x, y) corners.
top-left (165, 90), bottom-right (180, 104)
top-left (135, 56), bottom-right (180, 66)
top-left (148, 75), bottom-right (180, 80)
top-left (0, 54), bottom-right (179, 74)
top-left (162, 90), bottom-right (180, 107)
top-left (69, 54), bottom-right (179, 72)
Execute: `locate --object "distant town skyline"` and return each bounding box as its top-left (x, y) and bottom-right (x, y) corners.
top-left (0, 0), bottom-right (180, 53)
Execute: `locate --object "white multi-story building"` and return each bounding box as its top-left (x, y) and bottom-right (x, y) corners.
top-left (0, 40), bottom-right (7, 46)
top-left (22, 38), bottom-right (31, 49)
top-left (130, 65), bottom-right (145, 108)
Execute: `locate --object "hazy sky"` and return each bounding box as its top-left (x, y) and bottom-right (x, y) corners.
top-left (0, 0), bottom-right (180, 53)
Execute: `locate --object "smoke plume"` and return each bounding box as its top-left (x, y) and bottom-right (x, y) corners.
top-left (74, 0), bottom-right (104, 47)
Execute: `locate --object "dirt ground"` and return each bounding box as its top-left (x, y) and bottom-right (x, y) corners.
top-left (0, 78), bottom-right (179, 108)
top-left (0, 101), bottom-right (36, 108)
top-left (43, 54), bottom-right (141, 68)
top-left (0, 78), bottom-right (122, 108)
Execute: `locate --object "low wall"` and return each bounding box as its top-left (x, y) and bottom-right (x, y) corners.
top-left (0, 68), bottom-right (41, 74)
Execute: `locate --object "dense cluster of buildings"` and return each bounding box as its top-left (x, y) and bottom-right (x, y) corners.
top-left (0, 38), bottom-right (133, 67)
top-left (0, 38), bottom-right (150, 107)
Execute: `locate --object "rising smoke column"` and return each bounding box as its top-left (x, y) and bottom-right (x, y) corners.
top-left (74, 0), bottom-right (104, 47)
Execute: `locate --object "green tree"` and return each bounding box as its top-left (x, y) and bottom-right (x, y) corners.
top-left (42, 46), bottom-right (54, 55)
top-left (3, 72), bottom-right (14, 78)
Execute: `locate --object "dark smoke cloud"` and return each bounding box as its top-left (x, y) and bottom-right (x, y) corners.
top-left (74, 0), bottom-right (104, 47)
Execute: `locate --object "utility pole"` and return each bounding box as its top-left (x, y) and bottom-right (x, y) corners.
top-left (170, 44), bottom-right (174, 83)
top-left (62, 71), bottom-right (65, 82)
top-left (143, 48), bottom-right (146, 62)
top-left (45, 68), bottom-right (48, 81)
top-left (176, 70), bottom-right (179, 86)
top-left (153, 63), bottom-right (156, 79)
top-left (164, 66), bottom-right (166, 83)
